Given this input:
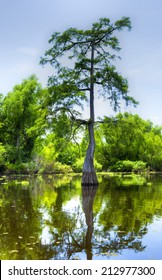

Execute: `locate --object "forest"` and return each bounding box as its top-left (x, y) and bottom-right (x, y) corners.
top-left (0, 74), bottom-right (162, 175)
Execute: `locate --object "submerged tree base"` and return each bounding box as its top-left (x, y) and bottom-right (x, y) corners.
top-left (82, 171), bottom-right (98, 186)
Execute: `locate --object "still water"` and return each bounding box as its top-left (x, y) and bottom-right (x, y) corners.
top-left (0, 173), bottom-right (162, 260)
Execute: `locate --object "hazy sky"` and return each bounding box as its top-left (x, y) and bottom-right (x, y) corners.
top-left (1, 0), bottom-right (162, 124)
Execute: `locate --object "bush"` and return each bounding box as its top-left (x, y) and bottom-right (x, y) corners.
top-left (110, 160), bottom-right (146, 172)
top-left (4, 162), bottom-right (39, 174)
top-left (132, 161), bottom-right (147, 172)
top-left (72, 157), bottom-right (102, 172)
top-left (0, 143), bottom-right (6, 169)
top-left (39, 161), bottom-right (73, 174)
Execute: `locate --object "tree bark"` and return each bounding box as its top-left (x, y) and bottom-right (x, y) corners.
top-left (82, 41), bottom-right (98, 185)
top-left (82, 122), bottom-right (98, 185)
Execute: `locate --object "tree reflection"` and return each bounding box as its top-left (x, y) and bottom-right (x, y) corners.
top-left (0, 181), bottom-right (52, 259)
top-left (92, 175), bottom-right (162, 258)
top-left (1, 174), bottom-right (162, 259)
top-left (82, 180), bottom-right (147, 259)
top-left (82, 185), bottom-right (98, 259)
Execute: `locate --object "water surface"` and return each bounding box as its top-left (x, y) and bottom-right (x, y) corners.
top-left (0, 173), bottom-right (162, 260)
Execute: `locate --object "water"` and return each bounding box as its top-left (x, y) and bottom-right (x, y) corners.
top-left (0, 173), bottom-right (162, 260)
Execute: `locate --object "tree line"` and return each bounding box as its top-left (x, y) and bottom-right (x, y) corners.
top-left (0, 75), bottom-right (162, 174)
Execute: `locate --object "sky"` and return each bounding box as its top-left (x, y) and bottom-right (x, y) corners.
top-left (1, 0), bottom-right (162, 125)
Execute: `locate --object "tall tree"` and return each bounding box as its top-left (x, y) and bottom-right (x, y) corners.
top-left (40, 17), bottom-right (137, 185)
top-left (1, 75), bottom-right (45, 163)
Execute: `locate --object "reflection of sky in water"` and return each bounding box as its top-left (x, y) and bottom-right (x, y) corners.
top-left (39, 196), bottom-right (162, 260)
top-left (62, 197), bottom-right (80, 212)
top-left (41, 226), bottom-right (53, 245)
top-left (40, 208), bottom-right (53, 245)
top-left (141, 218), bottom-right (162, 260)
top-left (92, 218), bottom-right (162, 260)
top-left (40, 197), bottom-right (85, 245)
top-left (69, 218), bottom-right (162, 260)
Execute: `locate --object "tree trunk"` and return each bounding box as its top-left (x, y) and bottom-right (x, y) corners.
top-left (82, 122), bottom-right (98, 185)
top-left (82, 41), bottom-right (98, 185)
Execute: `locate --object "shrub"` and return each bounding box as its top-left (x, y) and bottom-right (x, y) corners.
top-left (4, 162), bottom-right (38, 174)
top-left (110, 160), bottom-right (146, 172)
top-left (39, 161), bottom-right (73, 174)
top-left (132, 161), bottom-right (147, 172)
top-left (0, 143), bottom-right (6, 169)
top-left (72, 157), bottom-right (102, 172)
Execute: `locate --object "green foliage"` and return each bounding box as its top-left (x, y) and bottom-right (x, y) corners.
top-left (0, 75), bottom-right (46, 164)
top-left (4, 19), bottom-right (160, 176)
top-left (40, 17), bottom-right (136, 112)
top-left (94, 113), bottom-right (162, 171)
top-left (39, 162), bottom-right (73, 174)
top-left (1, 94), bottom-right (162, 174)
top-left (0, 54), bottom-right (162, 175)
top-left (32, 131), bottom-right (77, 174)
top-left (40, 17), bottom-right (137, 181)
top-left (3, 162), bottom-right (38, 174)
top-left (0, 143), bottom-right (6, 168)
top-left (72, 157), bottom-right (102, 173)
top-left (110, 160), bottom-right (146, 172)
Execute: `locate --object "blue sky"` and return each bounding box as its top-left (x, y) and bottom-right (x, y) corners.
top-left (1, 0), bottom-right (162, 124)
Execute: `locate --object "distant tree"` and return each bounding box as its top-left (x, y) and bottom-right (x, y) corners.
top-left (95, 113), bottom-right (162, 171)
top-left (40, 17), bottom-right (137, 185)
top-left (1, 75), bottom-right (45, 163)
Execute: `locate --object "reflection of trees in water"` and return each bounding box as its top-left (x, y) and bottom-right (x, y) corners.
top-left (1, 175), bottom-right (162, 259)
top-left (91, 175), bottom-right (162, 258)
top-left (47, 206), bottom-right (87, 260)
top-left (0, 183), bottom-right (51, 260)
top-left (41, 185), bottom-right (98, 260)
top-left (93, 227), bottom-right (147, 257)
top-left (65, 182), bottom-right (148, 259)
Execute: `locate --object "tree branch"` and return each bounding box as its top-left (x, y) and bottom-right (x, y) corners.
top-left (95, 26), bottom-right (119, 45)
